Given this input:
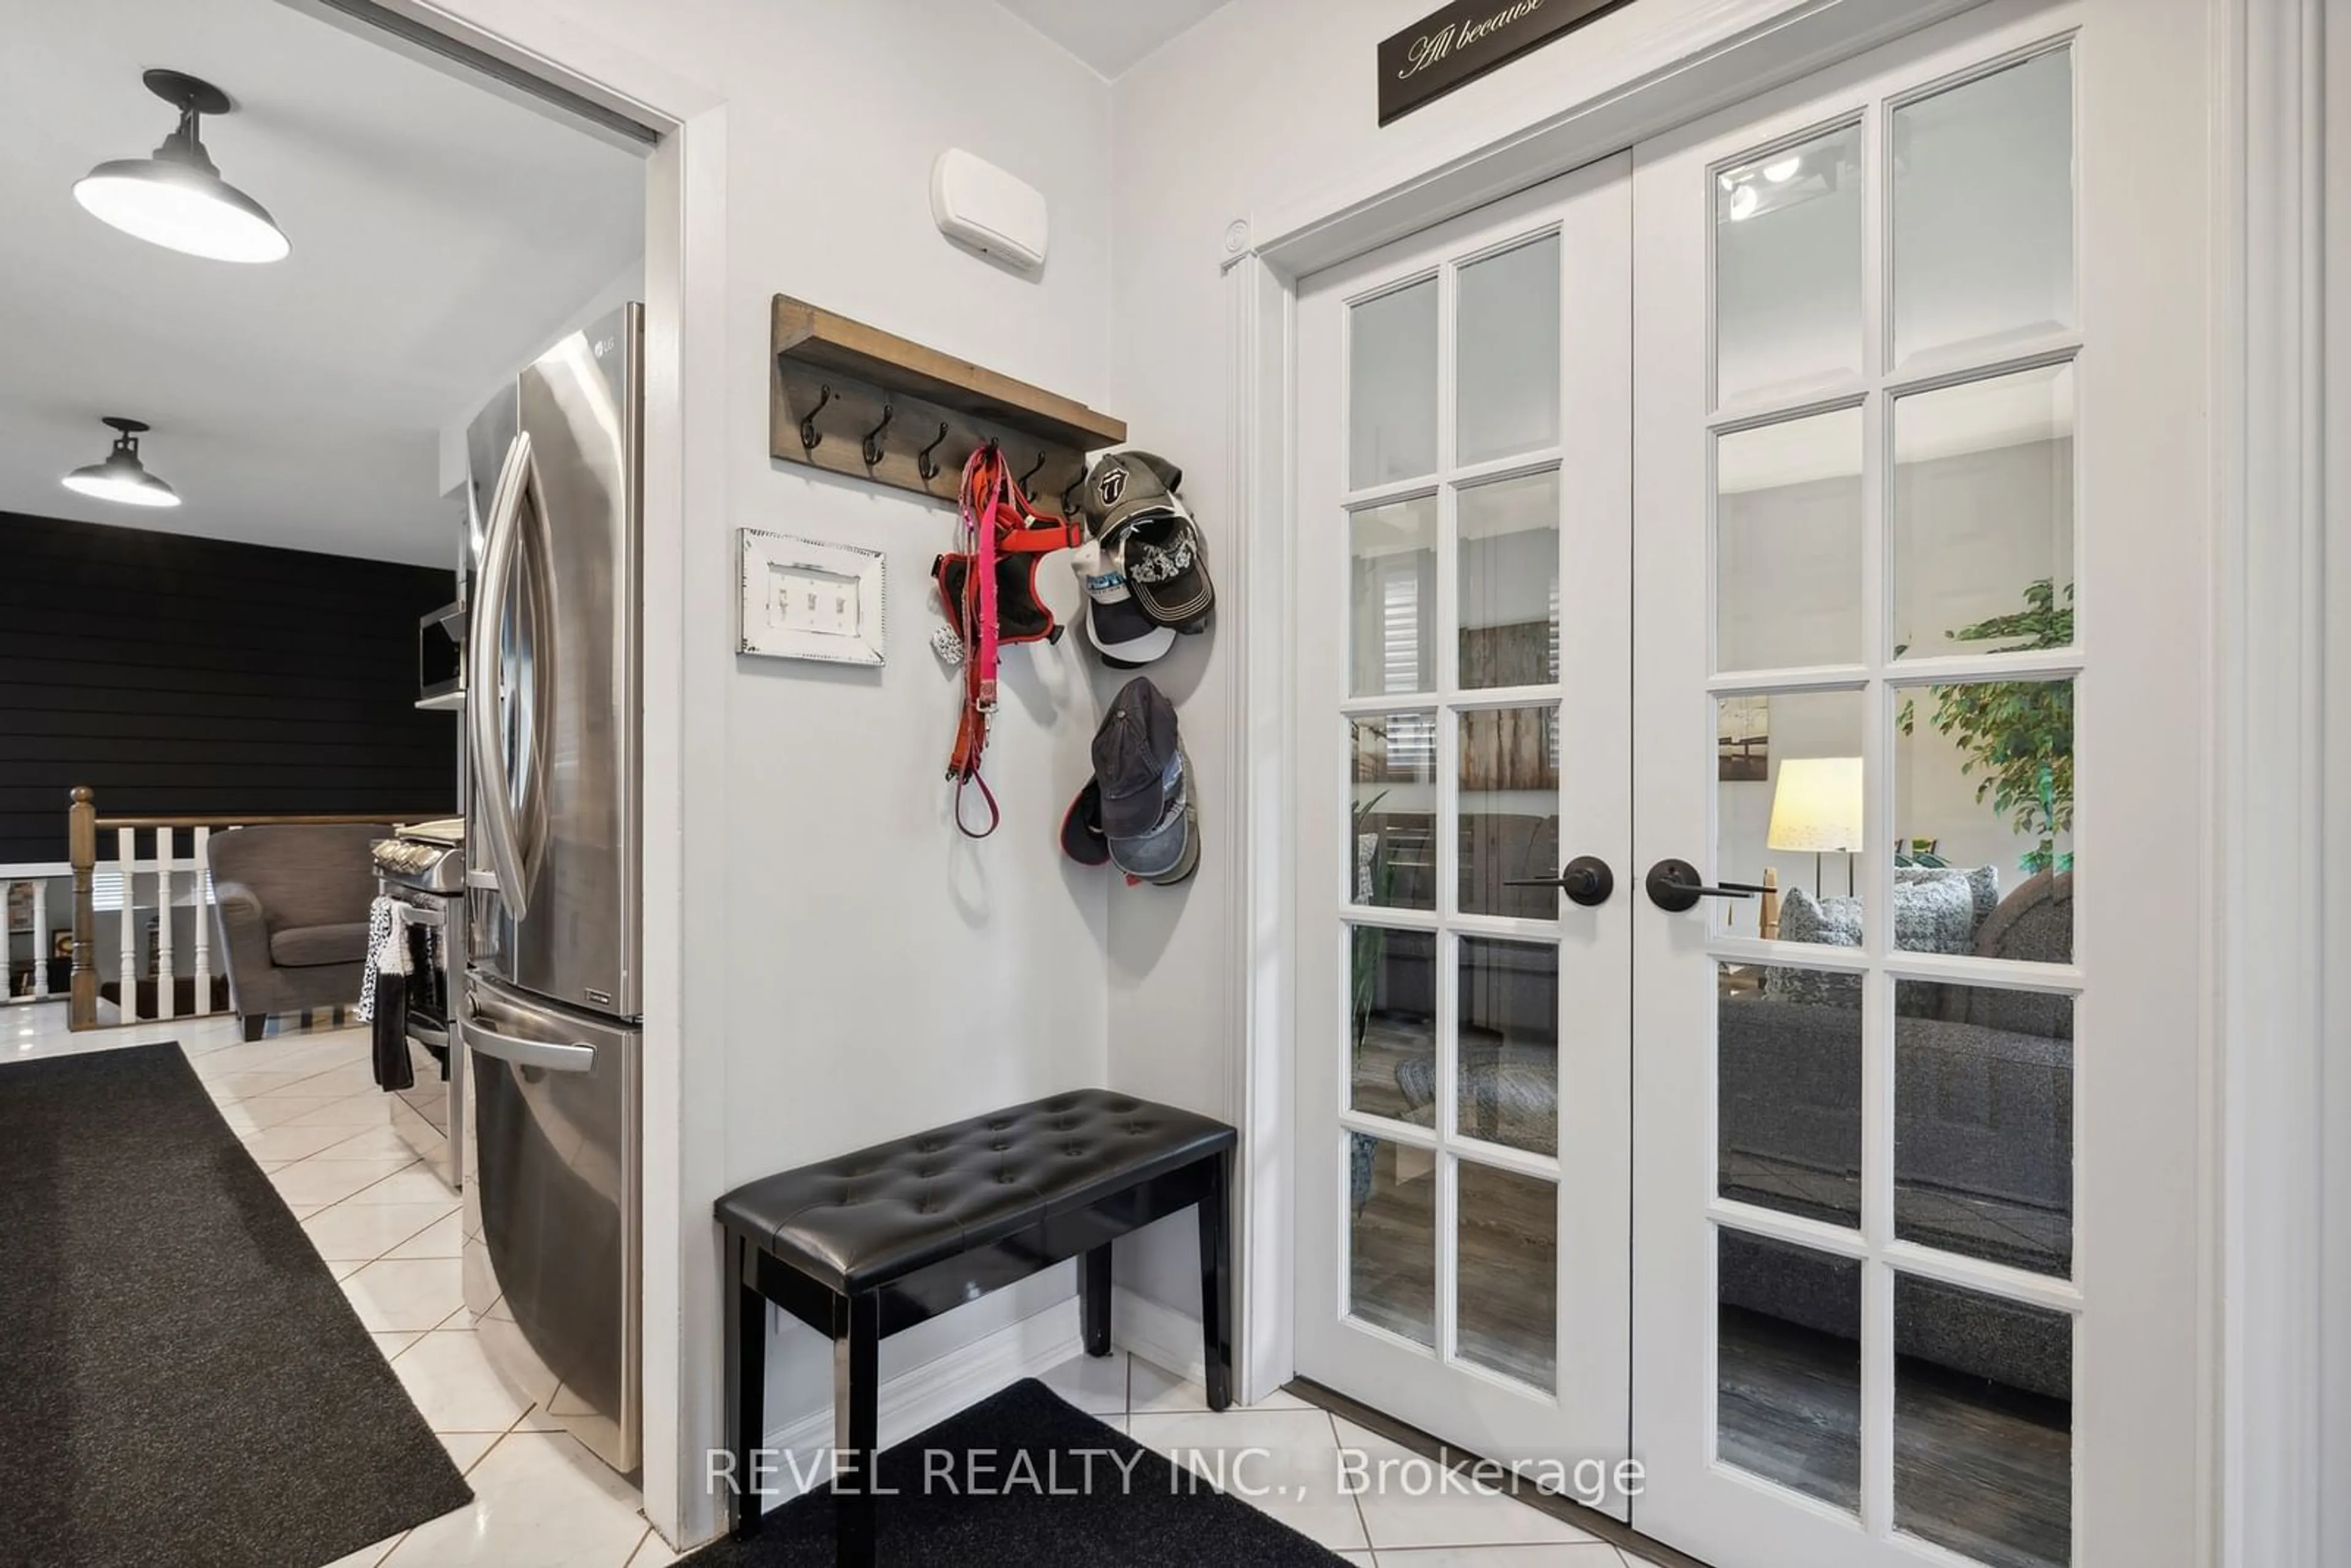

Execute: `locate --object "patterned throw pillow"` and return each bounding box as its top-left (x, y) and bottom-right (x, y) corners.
top-left (1892, 873), bottom-right (1978, 956)
top-left (1771, 880), bottom-right (1976, 1011)
top-left (1768, 887), bottom-right (1861, 1006)
top-left (1777, 885), bottom-right (1861, 947)
top-left (1894, 863), bottom-right (2000, 940)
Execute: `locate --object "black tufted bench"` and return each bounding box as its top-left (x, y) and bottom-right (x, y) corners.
top-left (714, 1088), bottom-right (1236, 1564)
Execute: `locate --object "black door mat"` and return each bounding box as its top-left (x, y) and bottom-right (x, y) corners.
top-left (0, 1043), bottom-right (471, 1567)
top-left (679, 1378), bottom-right (1349, 1566)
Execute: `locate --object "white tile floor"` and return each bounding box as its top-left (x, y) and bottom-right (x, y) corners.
top-left (5, 1002), bottom-right (1671, 1568)
top-left (1037, 1351), bottom-right (1667, 1568)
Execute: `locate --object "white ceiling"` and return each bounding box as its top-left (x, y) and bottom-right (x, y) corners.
top-left (994, 0), bottom-right (1232, 78)
top-left (0, 0), bottom-right (644, 566)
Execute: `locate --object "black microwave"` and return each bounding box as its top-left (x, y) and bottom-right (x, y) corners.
top-left (419, 602), bottom-right (465, 707)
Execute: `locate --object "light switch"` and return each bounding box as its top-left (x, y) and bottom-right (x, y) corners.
top-left (772, 568), bottom-right (858, 638)
top-left (738, 529), bottom-right (885, 667)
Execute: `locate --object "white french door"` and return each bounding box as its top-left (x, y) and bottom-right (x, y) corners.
top-left (1293, 154), bottom-right (1635, 1506)
top-left (1629, 4), bottom-right (2201, 1566)
top-left (1292, 2), bottom-right (2206, 1566)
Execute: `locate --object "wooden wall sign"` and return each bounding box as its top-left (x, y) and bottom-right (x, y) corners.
top-left (1378, 0), bottom-right (1633, 125)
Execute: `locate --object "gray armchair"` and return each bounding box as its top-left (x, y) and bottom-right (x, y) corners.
top-left (208, 823), bottom-right (390, 1040)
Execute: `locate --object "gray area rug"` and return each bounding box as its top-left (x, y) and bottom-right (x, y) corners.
top-left (678, 1378), bottom-right (1350, 1566)
top-left (0, 1043), bottom-right (471, 1567)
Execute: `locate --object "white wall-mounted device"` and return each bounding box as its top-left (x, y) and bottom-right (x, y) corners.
top-left (929, 148), bottom-right (1049, 272)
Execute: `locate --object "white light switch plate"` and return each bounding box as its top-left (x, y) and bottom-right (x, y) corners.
top-left (774, 567), bottom-right (859, 637)
top-left (738, 529), bottom-right (886, 666)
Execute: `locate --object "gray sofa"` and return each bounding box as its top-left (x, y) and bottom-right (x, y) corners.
top-left (1720, 868), bottom-right (2075, 1397)
top-left (208, 822), bottom-right (390, 1041)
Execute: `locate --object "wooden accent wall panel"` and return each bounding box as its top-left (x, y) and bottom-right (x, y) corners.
top-left (0, 512), bottom-right (456, 864)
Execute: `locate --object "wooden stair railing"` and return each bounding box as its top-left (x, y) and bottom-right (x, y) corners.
top-left (65, 786), bottom-right (451, 1033)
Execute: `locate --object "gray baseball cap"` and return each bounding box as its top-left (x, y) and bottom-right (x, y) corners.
top-left (1075, 450), bottom-right (1186, 542)
top-left (1108, 748), bottom-right (1199, 885)
top-left (1090, 677), bottom-right (1199, 884)
top-left (1093, 677), bottom-right (1179, 838)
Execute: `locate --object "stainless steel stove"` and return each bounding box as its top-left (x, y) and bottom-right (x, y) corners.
top-left (374, 819), bottom-right (467, 1189)
top-left (373, 826), bottom-right (467, 894)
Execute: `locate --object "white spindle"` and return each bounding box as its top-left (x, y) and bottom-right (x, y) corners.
top-left (116, 827), bottom-right (136, 1022)
top-left (192, 827), bottom-right (212, 1017)
top-left (30, 880), bottom-right (48, 1000)
top-left (156, 831), bottom-right (176, 1022)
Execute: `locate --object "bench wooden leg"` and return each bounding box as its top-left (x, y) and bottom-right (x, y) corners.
top-left (1082, 1244), bottom-right (1114, 1357)
top-left (726, 1236), bottom-right (765, 1540)
top-left (1198, 1149), bottom-right (1233, 1411)
top-left (834, 1289), bottom-right (882, 1568)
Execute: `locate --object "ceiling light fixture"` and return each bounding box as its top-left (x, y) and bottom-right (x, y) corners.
top-left (1728, 182), bottom-right (1761, 222)
top-left (72, 70), bottom-right (290, 264)
top-left (62, 418), bottom-right (181, 509)
top-left (1763, 155), bottom-right (1804, 184)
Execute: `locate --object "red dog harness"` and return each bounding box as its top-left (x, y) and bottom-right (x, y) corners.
top-left (936, 445), bottom-right (1079, 836)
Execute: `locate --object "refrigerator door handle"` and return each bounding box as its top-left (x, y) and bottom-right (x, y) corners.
top-left (470, 432), bottom-right (536, 923)
top-left (465, 1015), bottom-right (595, 1073)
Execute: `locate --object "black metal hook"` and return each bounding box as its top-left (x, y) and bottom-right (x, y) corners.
top-left (799, 383), bottom-right (833, 451)
top-left (1018, 450), bottom-right (1046, 490)
top-left (917, 422), bottom-right (951, 482)
top-left (861, 402), bottom-right (896, 468)
top-left (1061, 476), bottom-right (1085, 516)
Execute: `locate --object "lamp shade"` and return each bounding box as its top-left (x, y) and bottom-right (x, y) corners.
top-left (61, 417), bottom-right (180, 509)
top-left (71, 69), bottom-right (288, 266)
top-left (1767, 756), bottom-right (1863, 853)
top-left (74, 156), bottom-right (289, 264)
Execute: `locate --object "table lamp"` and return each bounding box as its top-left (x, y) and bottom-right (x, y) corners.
top-left (1768, 755), bottom-right (1863, 897)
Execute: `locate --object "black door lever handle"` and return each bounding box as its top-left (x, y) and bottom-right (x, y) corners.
top-left (1644, 858), bottom-right (1766, 913)
top-left (1504, 855), bottom-right (1614, 907)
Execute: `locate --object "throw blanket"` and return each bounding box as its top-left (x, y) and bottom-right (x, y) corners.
top-left (360, 897), bottom-right (416, 1092)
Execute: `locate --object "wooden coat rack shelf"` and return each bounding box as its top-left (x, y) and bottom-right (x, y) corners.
top-left (769, 295), bottom-right (1126, 507)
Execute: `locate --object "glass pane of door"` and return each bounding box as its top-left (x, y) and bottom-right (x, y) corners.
top-left (1348, 1132), bottom-right (1436, 1346)
top-left (1715, 122), bottom-right (1864, 403)
top-left (1350, 497), bottom-right (1439, 697)
top-left (1351, 279), bottom-right (1439, 486)
top-left (1457, 1161), bottom-right (1558, 1386)
top-left (1891, 50), bottom-right (2075, 367)
top-left (1891, 364), bottom-right (2076, 665)
top-left (1717, 1229), bottom-right (1861, 1513)
top-left (1458, 470), bottom-right (1562, 688)
top-left (1893, 1277), bottom-right (2072, 1568)
top-left (1457, 234), bottom-right (1562, 464)
top-left (1717, 407), bottom-right (1866, 672)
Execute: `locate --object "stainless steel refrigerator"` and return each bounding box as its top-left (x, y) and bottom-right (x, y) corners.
top-left (459, 303), bottom-right (642, 1475)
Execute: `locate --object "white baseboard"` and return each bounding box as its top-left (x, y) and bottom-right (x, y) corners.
top-left (1111, 1284), bottom-right (1206, 1387)
top-left (744, 1296), bottom-right (1083, 1511)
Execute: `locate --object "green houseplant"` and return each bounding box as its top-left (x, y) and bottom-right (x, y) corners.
top-left (1899, 579), bottom-right (2075, 876)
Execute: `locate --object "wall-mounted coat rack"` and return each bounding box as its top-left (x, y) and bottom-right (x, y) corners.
top-left (770, 295), bottom-right (1126, 508)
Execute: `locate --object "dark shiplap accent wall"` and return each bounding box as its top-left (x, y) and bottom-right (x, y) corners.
top-left (0, 511), bottom-right (456, 865)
